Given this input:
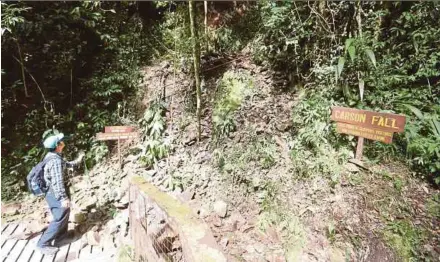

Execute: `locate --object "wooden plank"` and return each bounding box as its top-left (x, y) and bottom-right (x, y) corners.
top-left (41, 252), bottom-right (55, 262)
top-left (2, 224), bottom-right (25, 261)
top-left (68, 252), bottom-right (116, 262)
top-left (5, 239), bottom-right (28, 262)
top-left (53, 242), bottom-right (70, 262)
top-left (104, 126), bottom-right (134, 133)
top-left (77, 245), bottom-right (91, 260)
top-left (1, 224), bottom-right (18, 247)
top-left (2, 224), bottom-right (10, 234)
top-left (90, 245), bottom-right (102, 256)
top-left (95, 132), bottom-right (138, 141)
top-left (331, 106), bottom-right (406, 133)
top-left (65, 238), bottom-right (81, 262)
top-left (29, 234), bottom-right (45, 262)
top-left (17, 233), bottom-right (41, 262)
top-left (336, 122), bottom-right (393, 144)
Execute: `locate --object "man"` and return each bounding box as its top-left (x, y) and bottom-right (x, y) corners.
top-left (37, 133), bottom-right (84, 255)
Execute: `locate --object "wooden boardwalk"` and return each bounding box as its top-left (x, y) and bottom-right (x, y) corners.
top-left (1, 223), bottom-right (117, 262)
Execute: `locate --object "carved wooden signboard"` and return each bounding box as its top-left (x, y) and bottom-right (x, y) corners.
top-left (331, 106), bottom-right (406, 160)
top-left (104, 126), bottom-right (134, 133)
top-left (96, 126), bottom-right (137, 169)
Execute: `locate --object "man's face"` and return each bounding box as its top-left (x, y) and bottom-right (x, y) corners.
top-left (56, 141), bottom-right (65, 153)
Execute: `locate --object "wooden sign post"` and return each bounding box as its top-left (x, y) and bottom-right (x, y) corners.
top-left (331, 106), bottom-right (406, 162)
top-left (96, 126), bottom-right (138, 169)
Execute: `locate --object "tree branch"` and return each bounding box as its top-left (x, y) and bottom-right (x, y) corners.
top-left (12, 55), bottom-right (47, 103)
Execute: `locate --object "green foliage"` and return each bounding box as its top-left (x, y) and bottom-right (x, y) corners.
top-left (213, 71), bottom-right (254, 139)
top-left (1, 2), bottom-right (30, 35)
top-left (136, 102), bottom-right (169, 168)
top-left (402, 105), bottom-right (440, 179)
top-left (258, 202), bottom-right (305, 259)
top-left (426, 193), bottom-right (440, 219)
top-left (1, 2), bottom-right (152, 200)
top-left (159, 4), bottom-right (192, 63)
top-left (382, 220), bottom-right (425, 261)
top-left (213, 135), bottom-right (277, 191)
top-left (289, 88), bottom-right (352, 181)
top-left (249, 1), bottom-right (439, 182)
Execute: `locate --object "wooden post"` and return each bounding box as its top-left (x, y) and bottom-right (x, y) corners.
top-left (118, 137), bottom-right (121, 170)
top-left (355, 137), bottom-right (364, 160)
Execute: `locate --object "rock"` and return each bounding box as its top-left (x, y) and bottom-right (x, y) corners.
top-left (115, 209), bottom-right (129, 226)
top-left (79, 197), bottom-right (97, 211)
top-left (212, 215), bottom-right (223, 227)
top-left (213, 200), bottom-right (228, 218)
top-left (125, 154), bottom-right (140, 163)
top-left (180, 188), bottom-right (195, 202)
top-left (111, 189), bottom-right (122, 201)
top-left (220, 237), bottom-right (229, 249)
top-left (330, 248), bottom-right (345, 262)
top-left (120, 222), bottom-right (128, 237)
top-left (344, 163), bottom-right (360, 173)
top-left (1, 202), bottom-right (21, 216)
top-left (144, 169), bottom-right (157, 177)
top-left (70, 211), bottom-right (87, 224)
top-left (115, 194), bottom-right (129, 209)
top-left (242, 252), bottom-right (265, 262)
top-left (195, 151), bottom-right (211, 164)
top-left (265, 250), bottom-right (286, 262)
top-left (105, 220), bottom-right (119, 235)
top-left (87, 231), bottom-right (101, 246)
top-left (198, 207), bottom-right (209, 219)
top-left (225, 212), bottom-right (245, 232)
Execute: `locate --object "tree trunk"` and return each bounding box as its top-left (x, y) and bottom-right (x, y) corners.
top-left (189, 1), bottom-right (202, 141)
top-left (16, 40), bottom-right (29, 97)
top-left (204, 1), bottom-right (209, 52)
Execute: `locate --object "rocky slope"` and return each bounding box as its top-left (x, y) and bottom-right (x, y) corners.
top-left (2, 56), bottom-right (439, 262)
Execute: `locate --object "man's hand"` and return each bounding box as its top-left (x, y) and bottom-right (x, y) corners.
top-left (61, 199), bottom-right (71, 208)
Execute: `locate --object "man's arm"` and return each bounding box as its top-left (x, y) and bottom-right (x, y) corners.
top-left (50, 158), bottom-right (68, 201)
top-left (65, 151), bottom-right (85, 168)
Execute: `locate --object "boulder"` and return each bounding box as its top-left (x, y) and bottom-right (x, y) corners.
top-left (87, 230), bottom-right (101, 246)
top-left (1, 202), bottom-right (21, 216)
top-left (344, 163), bottom-right (360, 173)
top-left (213, 200), bottom-right (228, 218)
top-left (70, 211), bottom-right (87, 224)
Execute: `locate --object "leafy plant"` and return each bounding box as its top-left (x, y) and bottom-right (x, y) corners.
top-left (136, 102), bottom-right (169, 168)
top-left (213, 71), bottom-right (254, 140)
top-left (403, 105), bottom-right (440, 182)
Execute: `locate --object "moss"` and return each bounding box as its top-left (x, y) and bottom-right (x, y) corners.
top-left (382, 220), bottom-right (425, 262)
top-left (131, 177), bottom-right (228, 262)
top-left (117, 245), bottom-right (134, 262)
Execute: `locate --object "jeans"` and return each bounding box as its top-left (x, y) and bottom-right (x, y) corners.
top-left (37, 191), bottom-right (70, 248)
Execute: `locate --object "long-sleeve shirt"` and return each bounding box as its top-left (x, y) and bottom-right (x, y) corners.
top-left (43, 152), bottom-right (82, 201)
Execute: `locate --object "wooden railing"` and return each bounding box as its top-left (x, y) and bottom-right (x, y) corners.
top-left (129, 176), bottom-right (227, 262)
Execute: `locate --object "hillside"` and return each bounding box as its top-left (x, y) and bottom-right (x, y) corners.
top-left (3, 57), bottom-right (440, 261)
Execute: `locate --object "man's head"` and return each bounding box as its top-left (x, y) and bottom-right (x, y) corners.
top-left (43, 133), bottom-right (65, 153)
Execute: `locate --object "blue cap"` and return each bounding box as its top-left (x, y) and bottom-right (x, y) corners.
top-left (43, 133), bottom-right (64, 149)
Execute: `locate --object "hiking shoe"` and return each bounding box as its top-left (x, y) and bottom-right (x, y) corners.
top-left (38, 246), bottom-right (59, 255)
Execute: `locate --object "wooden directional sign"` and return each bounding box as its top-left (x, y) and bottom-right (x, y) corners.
top-left (331, 106), bottom-right (406, 161)
top-left (336, 122), bottom-right (393, 144)
top-left (331, 106), bottom-right (406, 133)
top-left (96, 126), bottom-right (137, 169)
top-left (96, 132), bottom-right (138, 141)
top-left (104, 126), bottom-right (134, 133)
